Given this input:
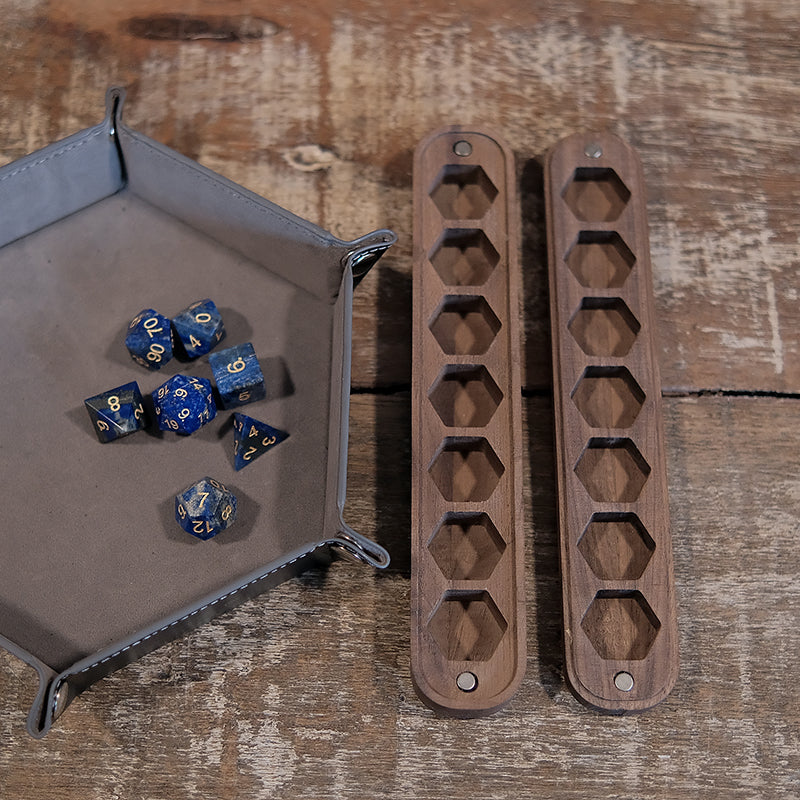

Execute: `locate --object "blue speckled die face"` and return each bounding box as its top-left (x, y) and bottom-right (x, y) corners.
top-left (172, 299), bottom-right (226, 358)
top-left (209, 342), bottom-right (266, 409)
top-left (152, 374), bottom-right (217, 435)
top-left (175, 476), bottom-right (237, 540)
top-left (124, 308), bottom-right (174, 370)
top-left (84, 381), bottom-right (147, 442)
top-left (233, 412), bottom-right (289, 470)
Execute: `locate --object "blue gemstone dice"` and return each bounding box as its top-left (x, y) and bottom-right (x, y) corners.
top-left (153, 374), bottom-right (217, 435)
top-left (209, 342), bottom-right (266, 409)
top-left (124, 308), bottom-right (174, 370)
top-left (233, 412), bottom-right (289, 470)
top-left (84, 381), bottom-right (147, 442)
top-left (172, 299), bottom-right (225, 358)
top-left (175, 476), bottom-right (237, 540)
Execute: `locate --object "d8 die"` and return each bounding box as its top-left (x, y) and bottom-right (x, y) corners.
top-left (124, 308), bottom-right (174, 370)
top-left (172, 299), bottom-right (225, 358)
top-left (233, 412), bottom-right (289, 470)
top-left (209, 342), bottom-right (266, 409)
top-left (152, 374), bottom-right (217, 435)
top-left (175, 476), bottom-right (237, 540)
top-left (84, 381), bottom-right (147, 442)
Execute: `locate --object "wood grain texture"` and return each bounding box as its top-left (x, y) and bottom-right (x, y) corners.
top-left (1, 0), bottom-right (799, 796)
top-left (1, 0), bottom-right (798, 393)
top-left (2, 395), bottom-right (800, 798)
top-left (546, 132), bottom-right (678, 711)
top-left (411, 128), bottom-right (525, 715)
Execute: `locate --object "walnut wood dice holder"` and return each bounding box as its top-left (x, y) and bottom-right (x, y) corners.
top-left (545, 132), bottom-right (678, 712)
top-left (411, 127), bottom-right (526, 716)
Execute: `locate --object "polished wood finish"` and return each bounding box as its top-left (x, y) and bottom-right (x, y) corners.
top-left (2, 1), bottom-right (800, 796)
top-left (545, 132), bottom-right (678, 711)
top-left (411, 127), bottom-right (525, 715)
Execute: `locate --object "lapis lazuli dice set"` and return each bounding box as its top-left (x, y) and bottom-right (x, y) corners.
top-left (175, 476), bottom-right (238, 540)
top-left (84, 299), bottom-right (288, 538)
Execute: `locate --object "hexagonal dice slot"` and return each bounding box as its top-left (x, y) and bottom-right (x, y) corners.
top-left (428, 436), bottom-right (505, 502)
top-left (428, 512), bottom-right (506, 580)
top-left (577, 513), bottom-right (655, 581)
top-left (581, 591), bottom-right (660, 660)
top-left (571, 366), bottom-right (645, 428)
top-left (568, 297), bottom-right (640, 357)
top-left (428, 590), bottom-right (508, 661)
top-left (562, 167), bottom-right (631, 222)
top-left (566, 231), bottom-right (636, 288)
top-left (428, 364), bottom-right (503, 428)
top-left (429, 164), bottom-right (499, 220)
top-left (429, 295), bottom-right (501, 356)
top-left (574, 437), bottom-right (651, 503)
top-left (429, 229), bottom-right (500, 286)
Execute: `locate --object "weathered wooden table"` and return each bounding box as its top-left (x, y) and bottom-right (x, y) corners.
top-left (1, 2), bottom-right (798, 797)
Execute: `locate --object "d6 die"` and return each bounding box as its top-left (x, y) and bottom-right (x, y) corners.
top-left (233, 412), bottom-right (288, 470)
top-left (85, 381), bottom-right (147, 442)
top-left (124, 308), bottom-right (174, 370)
top-left (172, 299), bottom-right (225, 358)
top-left (175, 476), bottom-right (237, 540)
top-left (152, 374), bottom-right (217, 435)
top-left (209, 342), bottom-right (266, 409)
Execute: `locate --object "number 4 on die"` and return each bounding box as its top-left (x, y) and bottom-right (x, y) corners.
top-left (233, 412), bottom-right (288, 470)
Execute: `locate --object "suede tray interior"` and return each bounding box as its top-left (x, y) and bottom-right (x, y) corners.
top-left (0, 187), bottom-right (344, 672)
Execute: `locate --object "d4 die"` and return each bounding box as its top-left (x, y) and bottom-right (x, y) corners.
top-left (233, 412), bottom-right (288, 470)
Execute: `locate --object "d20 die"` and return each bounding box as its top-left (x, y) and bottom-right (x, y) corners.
top-left (233, 412), bottom-right (289, 470)
top-left (84, 381), bottom-right (147, 442)
top-left (153, 374), bottom-right (217, 435)
top-left (175, 476), bottom-right (237, 540)
top-left (172, 299), bottom-right (225, 358)
top-left (209, 342), bottom-right (266, 409)
top-left (124, 308), bottom-right (174, 370)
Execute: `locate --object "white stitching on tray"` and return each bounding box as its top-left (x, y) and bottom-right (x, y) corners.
top-left (124, 133), bottom-right (330, 245)
top-left (0, 128), bottom-right (105, 184)
top-left (50, 546), bottom-right (324, 713)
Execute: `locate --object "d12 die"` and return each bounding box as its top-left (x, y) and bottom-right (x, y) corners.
top-left (124, 308), bottom-right (174, 370)
top-left (172, 299), bottom-right (225, 358)
top-left (85, 381), bottom-right (147, 442)
top-left (209, 342), bottom-right (266, 409)
top-left (175, 476), bottom-right (237, 540)
top-left (233, 412), bottom-right (289, 470)
top-left (152, 374), bottom-right (217, 435)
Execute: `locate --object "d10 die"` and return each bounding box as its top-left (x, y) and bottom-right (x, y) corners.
top-left (172, 299), bottom-right (225, 358)
top-left (233, 412), bottom-right (288, 470)
top-left (85, 381), bottom-right (147, 443)
top-left (124, 308), bottom-right (174, 370)
top-left (152, 374), bottom-right (217, 435)
top-left (175, 476), bottom-right (237, 540)
top-left (209, 342), bottom-right (266, 409)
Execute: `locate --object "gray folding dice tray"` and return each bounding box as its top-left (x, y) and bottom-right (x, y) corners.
top-left (0, 88), bottom-right (395, 737)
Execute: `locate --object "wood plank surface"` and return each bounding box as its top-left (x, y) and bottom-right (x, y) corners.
top-left (1, 0), bottom-right (799, 797)
top-left (2, 395), bottom-right (799, 798)
top-left (1, 0), bottom-right (798, 392)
